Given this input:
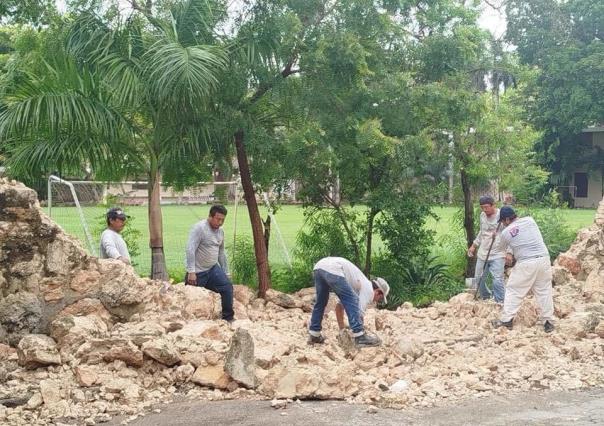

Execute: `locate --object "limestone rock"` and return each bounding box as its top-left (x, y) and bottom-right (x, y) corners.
top-left (514, 298), bottom-right (540, 327)
top-left (394, 337), bottom-right (424, 360)
top-left (233, 285), bottom-right (256, 306)
top-left (17, 334), bottom-right (61, 368)
top-left (265, 289), bottom-right (303, 309)
top-left (0, 292), bottom-right (43, 344)
top-left (181, 285), bottom-right (220, 319)
top-left (98, 261), bottom-right (151, 320)
top-left (70, 269), bottom-right (102, 295)
top-left (103, 340), bottom-right (144, 367)
top-left (142, 337), bottom-right (180, 366)
top-left (50, 314), bottom-right (108, 348)
top-left (174, 364), bottom-right (195, 382)
top-left (583, 268), bottom-right (604, 301)
top-left (225, 328), bottom-right (257, 389)
top-left (75, 365), bottom-right (99, 387)
top-left (557, 254), bottom-right (581, 276)
top-left (75, 337), bottom-right (143, 367)
top-left (39, 379), bottom-right (64, 405)
top-left (113, 321), bottom-right (166, 346)
top-left (26, 392), bottom-right (43, 410)
top-left (191, 364), bottom-right (230, 389)
top-left (57, 298), bottom-right (113, 326)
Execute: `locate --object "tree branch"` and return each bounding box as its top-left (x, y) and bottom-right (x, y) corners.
top-left (127, 0), bottom-right (164, 32)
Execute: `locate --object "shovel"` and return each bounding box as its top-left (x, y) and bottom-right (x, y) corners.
top-left (473, 221), bottom-right (502, 300)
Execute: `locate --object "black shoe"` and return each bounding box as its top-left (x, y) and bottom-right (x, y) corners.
top-left (354, 333), bottom-right (381, 348)
top-left (308, 334), bottom-right (325, 344)
top-left (491, 319), bottom-right (513, 330)
top-left (544, 321), bottom-right (555, 333)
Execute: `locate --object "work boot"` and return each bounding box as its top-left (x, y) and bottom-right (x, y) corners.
top-left (354, 333), bottom-right (381, 348)
top-left (491, 319), bottom-right (513, 330)
top-left (543, 321), bottom-right (555, 333)
top-left (307, 334), bottom-right (325, 345)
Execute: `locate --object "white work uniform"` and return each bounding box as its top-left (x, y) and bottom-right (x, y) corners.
top-left (498, 217), bottom-right (554, 322)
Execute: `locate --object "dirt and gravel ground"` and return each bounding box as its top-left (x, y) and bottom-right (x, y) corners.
top-left (109, 388), bottom-right (604, 426)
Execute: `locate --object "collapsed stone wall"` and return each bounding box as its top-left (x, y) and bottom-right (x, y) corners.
top-left (1, 179), bottom-right (604, 426)
top-left (0, 179), bottom-right (175, 345)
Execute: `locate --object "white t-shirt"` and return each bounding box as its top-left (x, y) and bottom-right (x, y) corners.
top-left (473, 209), bottom-right (505, 260)
top-left (99, 229), bottom-right (130, 261)
top-left (313, 257), bottom-right (374, 313)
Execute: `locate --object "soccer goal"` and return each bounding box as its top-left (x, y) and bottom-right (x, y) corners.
top-left (47, 175), bottom-right (101, 256)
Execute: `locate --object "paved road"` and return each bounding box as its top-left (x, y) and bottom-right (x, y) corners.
top-left (109, 388), bottom-right (604, 425)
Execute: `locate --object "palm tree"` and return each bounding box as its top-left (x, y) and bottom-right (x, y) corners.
top-left (0, 0), bottom-right (227, 279)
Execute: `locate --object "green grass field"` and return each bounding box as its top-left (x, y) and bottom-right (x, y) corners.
top-left (49, 204), bottom-right (597, 277)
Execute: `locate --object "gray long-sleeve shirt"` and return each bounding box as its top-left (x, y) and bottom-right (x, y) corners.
top-left (185, 219), bottom-right (228, 273)
top-left (99, 229), bottom-right (130, 261)
top-left (473, 209), bottom-right (505, 260)
top-left (498, 216), bottom-right (549, 263)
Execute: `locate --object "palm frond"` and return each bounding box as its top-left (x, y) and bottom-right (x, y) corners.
top-left (1, 60), bottom-right (129, 140)
top-left (171, 0), bottom-right (226, 46)
top-left (143, 40), bottom-right (227, 108)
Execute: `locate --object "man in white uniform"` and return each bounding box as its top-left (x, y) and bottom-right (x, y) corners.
top-left (492, 206), bottom-right (555, 333)
top-left (99, 208), bottom-right (131, 264)
top-left (308, 257), bottom-right (390, 347)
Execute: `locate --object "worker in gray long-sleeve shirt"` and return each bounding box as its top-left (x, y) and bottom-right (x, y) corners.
top-left (467, 195), bottom-right (505, 302)
top-left (99, 208), bottom-right (131, 264)
top-left (185, 204), bottom-right (234, 321)
top-left (491, 206), bottom-right (555, 333)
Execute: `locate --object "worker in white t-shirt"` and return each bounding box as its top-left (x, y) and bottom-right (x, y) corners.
top-left (491, 206), bottom-right (555, 333)
top-left (99, 208), bottom-right (131, 264)
top-left (308, 257), bottom-right (390, 347)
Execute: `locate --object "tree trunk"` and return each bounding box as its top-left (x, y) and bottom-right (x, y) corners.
top-left (148, 167), bottom-right (168, 281)
top-left (332, 205), bottom-right (361, 267)
top-left (460, 167), bottom-right (476, 278)
top-left (234, 129), bottom-right (271, 298)
top-left (364, 207), bottom-right (379, 276)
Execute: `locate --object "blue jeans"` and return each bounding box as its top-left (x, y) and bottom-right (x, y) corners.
top-left (186, 264), bottom-right (234, 321)
top-left (476, 257), bottom-right (505, 303)
top-left (309, 269), bottom-right (364, 336)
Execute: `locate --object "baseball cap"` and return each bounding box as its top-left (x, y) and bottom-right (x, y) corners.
top-left (372, 277), bottom-right (390, 304)
top-left (107, 207), bottom-right (129, 220)
top-left (498, 205), bottom-right (516, 222)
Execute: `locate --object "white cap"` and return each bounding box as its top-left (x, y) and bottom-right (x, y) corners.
top-left (373, 277), bottom-right (390, 304)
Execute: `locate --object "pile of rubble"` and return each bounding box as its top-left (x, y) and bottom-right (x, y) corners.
top-left (1, 178), bottom-right (603, 425)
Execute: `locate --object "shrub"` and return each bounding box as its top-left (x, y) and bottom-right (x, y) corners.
top-left (271, 262), bottom-right (313, 294)
top-left (229, 236), bottom-right (258, 288)
top-left (375, 196), bottom-right (436, 271)
top-left (372, 254), bottom-right (464, 308)
top-left (294, 208), bottom-right (364, 269)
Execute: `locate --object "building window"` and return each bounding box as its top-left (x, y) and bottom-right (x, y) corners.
top-left (575, 172), bottom-right (588, 198)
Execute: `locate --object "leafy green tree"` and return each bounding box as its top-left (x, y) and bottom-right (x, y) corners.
top-left (0, 0), bottom-right (227, 279)
top-left (0, 0), bottom-right (56, 24)
top-left (506, 0), bottom-right (604, 185)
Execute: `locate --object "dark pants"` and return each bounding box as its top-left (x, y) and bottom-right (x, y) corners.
top-left (309, 269), bottom-right (364, 335)
top-left (187, 264), bottom-right (234, 321)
